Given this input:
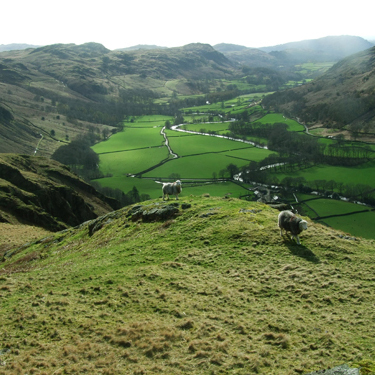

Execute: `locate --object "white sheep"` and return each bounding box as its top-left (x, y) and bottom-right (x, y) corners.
top-left (162, 180), bottom-right (182, 200)
top-left (278, 210), bottom-right (308, 245)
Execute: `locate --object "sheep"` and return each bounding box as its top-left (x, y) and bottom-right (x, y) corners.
top-left (278, 210), bottom-right (308, 245)
top-left (162, 180), bottom-right (182, 201)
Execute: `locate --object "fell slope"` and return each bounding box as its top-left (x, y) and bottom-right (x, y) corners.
top-left (262, 46), bottom-right (375, 137)
top-left (0, 154), bottom-right (119, 232)
top-left (1, 196), bottom-right (374, 374)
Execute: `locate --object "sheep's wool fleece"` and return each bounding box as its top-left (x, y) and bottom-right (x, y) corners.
top-left (280, 213), bottom-right (303, 235)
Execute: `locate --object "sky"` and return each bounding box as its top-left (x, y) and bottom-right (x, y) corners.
top-left (1, 0), bottom-right (374, 50)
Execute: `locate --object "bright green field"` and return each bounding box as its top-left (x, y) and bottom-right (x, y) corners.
top-left (94, 176), bottom-right (163, 198)
top-left (92, 127), bottom-right (164, 154)
top-left (276, 161), bottom-right (375, 187)
top-left (182, 115), bottom-right (222, 123)
top-left (224, 147), bottom-right (275, 162)
top-left (257, 114), bottom-right (305, 132)
top-left (166, 133), bottom-right (251, 156)
top-left (183, 181), bottom-right (252, 198)
top-left (294, 194), bottom-right (374, 239)
top-left (299, 196), bottom-right (368, 217)
top-left (182, 123), bottom-right (230, 133)
top-left (94, 177), bottom-right (252, 200)
top-left (317, 210), bottom-right (375, 240)
top-left (98, 147), bottom-right (169, 176)
top-left (142, 153), bottom-right (253, 179)
top-left (125, 115), bottom-right (174, 127)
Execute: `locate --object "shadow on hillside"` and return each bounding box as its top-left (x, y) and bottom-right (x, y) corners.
top-left (285, 243), bottom-right (320, 263)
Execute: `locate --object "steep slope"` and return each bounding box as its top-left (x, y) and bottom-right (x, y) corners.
top-left (0, 196), bottom-right (374, 374)
top-left (262, 46), bottom-right (375, 138)
top-left (0, 154), bottom-right (119, 231)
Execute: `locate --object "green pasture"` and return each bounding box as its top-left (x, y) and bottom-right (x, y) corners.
top-left (181, 102), bottom-right (223, 113)
top-left (125, 115), bottom-right (174, 127)
top-left (294, 194), bottom-right (374, 240)
top-left (142, 153), bottom-right (252, 179)
top-left (224, 147), bottom-right (275, 162)
top-left (94, 176), bottom-right (253, 201)
top-left (92, 127), bottom-right (164, 154)
top-left (98, 147), bottom-right (169, 177)
top-left (165, 132), bottom-right (250, 156)
top-left (182, 114), bottom-right (223, 124)
top-left (317, 210), bottom-right (375, 240)
top-left (181, 96), bottom-right (263, 115)
top-left (180, 122), bottom-right (230, 133)
top-left (93, 176), bottom-right (164, 199)
top-left (295, 62), bottom-right (334, 75)
top-left (276, 161), bottom-right (375, 187)
top-left (298, 196), bottom-right (368, 217)
top-left (257, 114), bottom-right (304, 132)
top-left (183, 181), bottom-right (252, 198)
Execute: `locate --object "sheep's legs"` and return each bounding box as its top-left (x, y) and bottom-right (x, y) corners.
top-left (291, 235), bottom-right (301, 245)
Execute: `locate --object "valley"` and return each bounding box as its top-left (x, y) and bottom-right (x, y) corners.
top-left (91, 100), bottom-right (375, 240)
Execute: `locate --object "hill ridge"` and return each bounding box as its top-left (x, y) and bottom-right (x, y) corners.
top-left (1, 195), bottom-right (374, 373)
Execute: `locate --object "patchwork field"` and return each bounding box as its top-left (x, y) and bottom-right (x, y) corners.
top-left (294, 195), bottom-right (375, 240)
top-left (91, 100), bottom-right (375, 240)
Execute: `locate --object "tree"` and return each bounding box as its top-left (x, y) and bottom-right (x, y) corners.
top-left (226, 163), bottom-right (239, 179)
top-left (128, 186), bottom-right (140, 203)
top-left (219, 169), bottom-right (227, 179)
top-left (168, 173), bottom-right (180, 180)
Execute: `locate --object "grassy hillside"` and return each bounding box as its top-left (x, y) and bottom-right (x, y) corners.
top-left (1, 196), bottom-right (374, 374)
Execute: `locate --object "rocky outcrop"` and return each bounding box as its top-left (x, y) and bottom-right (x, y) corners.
top-left (0, 154), bottom-right (118, 231)
top-left (305, 364), bottom-right (360, 375)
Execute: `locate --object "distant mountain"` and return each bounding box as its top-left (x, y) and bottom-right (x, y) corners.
top-left (215, 36), bottom-right (375, 69)
top-left (214, 43), bottom-right (250, 53)
top-left (214, 43), bottom-right (278, 68)
top-left (0, 154), bottom-right (119, 231)
top-left (0, 43), bottom-right (41, 52)
top-left (262, 46), bottom-right (375, 136)
top-left (0, 42), bottom-right (236, 155)
top-left (260, 35), bottom-right (374, 61)
top-left (116, 44), bottom-right (168, 51)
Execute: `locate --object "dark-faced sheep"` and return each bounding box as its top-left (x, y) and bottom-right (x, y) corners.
top-left (278, 210), bottom-right (308, 245)
top-left (162, 180), bottom-right (182, 200)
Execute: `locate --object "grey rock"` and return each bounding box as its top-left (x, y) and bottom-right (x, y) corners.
top-left (305, 364), bottom-right (360, 375)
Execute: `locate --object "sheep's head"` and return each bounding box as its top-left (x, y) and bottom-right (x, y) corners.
top-left (299, 220), bottom-right (308, 231)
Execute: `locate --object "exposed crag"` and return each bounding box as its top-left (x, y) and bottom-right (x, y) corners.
top-left (0, 154), bottom-right (119, 231)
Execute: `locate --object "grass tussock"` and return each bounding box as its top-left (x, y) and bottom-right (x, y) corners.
top-left (0, 196), bottom-right (374, 374)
